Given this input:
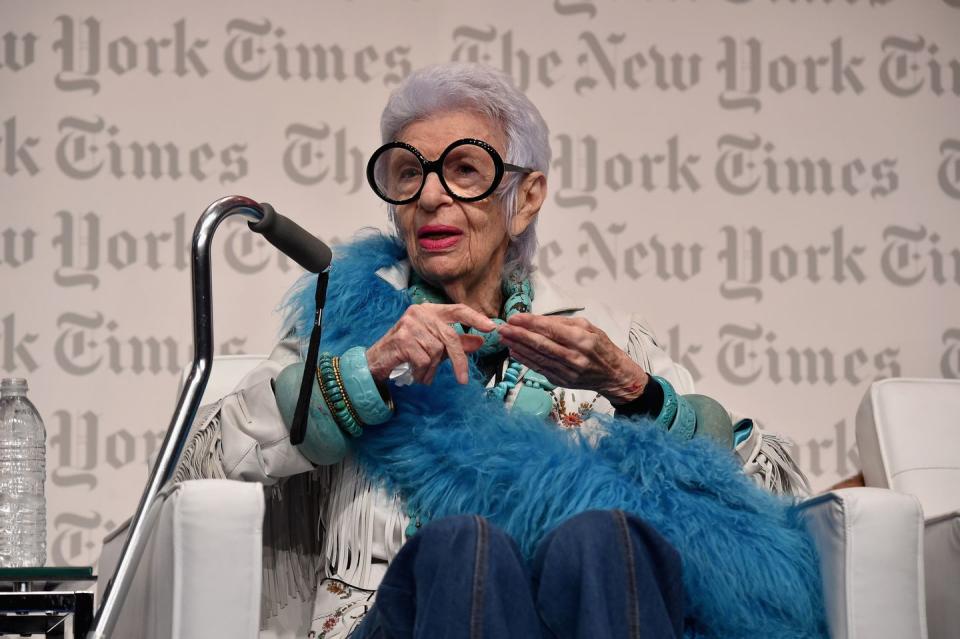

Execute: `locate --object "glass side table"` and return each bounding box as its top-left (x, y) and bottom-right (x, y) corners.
top-left (0, 567), bottom-right (95, 638)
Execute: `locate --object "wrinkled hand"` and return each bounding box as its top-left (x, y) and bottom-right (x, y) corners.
top-left (366, 304), bottom-right (498, 385)
top-left (497, 314), bottom-right (649, 404)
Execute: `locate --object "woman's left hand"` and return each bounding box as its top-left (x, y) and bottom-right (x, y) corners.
top-left (497, 314), bottom-right (649, 405)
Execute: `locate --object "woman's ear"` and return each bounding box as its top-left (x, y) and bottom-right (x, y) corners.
top-left (510, 172), bottom-right (547, 237)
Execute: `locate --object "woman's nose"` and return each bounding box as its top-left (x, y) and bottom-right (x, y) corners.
top-left (419, 172), bottom-right (453, 211)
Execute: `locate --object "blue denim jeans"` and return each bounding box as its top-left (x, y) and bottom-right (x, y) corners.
top-left (351, 510), bottom-right (684, 639)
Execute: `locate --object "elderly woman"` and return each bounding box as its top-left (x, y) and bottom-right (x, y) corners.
top-left (177, 63), bottom-right (822, 639)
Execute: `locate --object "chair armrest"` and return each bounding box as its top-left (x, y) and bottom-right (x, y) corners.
top-left (797, 488), bottom-right (927, 639)
top-left (97, 479), bottom-right (265, 639)
top-left (924, 511), bottom-right (959, 639)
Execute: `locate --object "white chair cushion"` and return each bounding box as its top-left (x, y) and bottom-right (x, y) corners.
top-left (856, 378), bottom-right (960, 519)
top-left (97, 479), bottom-right (264, 639)
top-left (798, 488), bottom-right (927, 639)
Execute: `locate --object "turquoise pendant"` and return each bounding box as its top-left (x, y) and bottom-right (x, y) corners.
top-left (511, 382), bottom-right (554, 419)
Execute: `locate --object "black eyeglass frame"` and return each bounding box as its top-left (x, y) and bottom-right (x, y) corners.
top-left (366, 138), bottom-right (533, 205)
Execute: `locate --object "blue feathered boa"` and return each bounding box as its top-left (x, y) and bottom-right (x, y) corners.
top-left (280, 232), bottom-right (827, 639)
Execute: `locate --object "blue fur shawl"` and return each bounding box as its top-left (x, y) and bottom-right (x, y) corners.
top-left (281, 233), bottom-right (828, 639)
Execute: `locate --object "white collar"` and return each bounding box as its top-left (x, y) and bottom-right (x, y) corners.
top-left (375, 259), bottom-right (585, 317)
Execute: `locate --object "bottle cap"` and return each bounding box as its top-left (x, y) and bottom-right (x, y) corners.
top-left (0, 378), bottom-right (28, 395)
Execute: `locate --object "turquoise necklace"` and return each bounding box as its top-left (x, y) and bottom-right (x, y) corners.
top-left (406, 270), bottom-right (555, 407)
top-left (407, 270), bottom-right (531, 356)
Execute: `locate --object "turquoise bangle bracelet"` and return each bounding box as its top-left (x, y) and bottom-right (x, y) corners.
top-left (274, 362), bottom-right (348, 465)
top-left (670, 396), bottom-right (698, 440)
top-left (339, 346), bottom-right (394, 425)
top-left (651, 375), bottom-right (679, 432)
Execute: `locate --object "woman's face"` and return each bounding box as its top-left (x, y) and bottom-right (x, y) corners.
top-left (393, 110), bottom-right (514, 289)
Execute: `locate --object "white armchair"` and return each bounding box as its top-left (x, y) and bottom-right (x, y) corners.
top-left (857, 378), bottom-right (960, 639)
top-left (798, 487), bottom-right (926, 638)
top-left (97, 356), bottom-right (931, 638)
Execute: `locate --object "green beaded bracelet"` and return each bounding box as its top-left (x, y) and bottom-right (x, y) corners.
top-left (332, 355), bottom-right (365, 427)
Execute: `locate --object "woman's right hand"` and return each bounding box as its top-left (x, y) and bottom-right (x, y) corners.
top-left (365, 303), bottom-right (497, 385)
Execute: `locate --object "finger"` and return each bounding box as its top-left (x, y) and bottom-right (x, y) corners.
top-left (442, 335), bottom-right (484, 385)
top-left (431, 303), bottom-right (498, 333)
top-left (508, 341), bottom-right (579, 380)
top-left (424, 322), bottom-right (482, 385)
top-left (499, 324), bottom-right (586, 369)
top-left (432, 323), bottom-right (472, 384)
top-left (405, 323), bottom-right (447, 384)
top-left (459, 333), bottom-right (485, 353)
top-left (422, 356), bottom-right (442, 386)
top-left (403, 342), bottom-right (436, 385)
top-left (506, 313), bottom-right (594, 350)
top-left (507, 342), bottom-right (579, 386)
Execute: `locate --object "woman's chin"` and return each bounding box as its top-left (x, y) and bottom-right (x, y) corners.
top-left (412, 254), bottom-right (470, 283)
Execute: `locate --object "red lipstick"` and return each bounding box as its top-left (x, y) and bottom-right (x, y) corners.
top-left (417, 225), bottom-right (463, 251)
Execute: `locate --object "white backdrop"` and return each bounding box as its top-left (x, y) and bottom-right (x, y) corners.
top-left (1, 0), bottom-right (958, 568)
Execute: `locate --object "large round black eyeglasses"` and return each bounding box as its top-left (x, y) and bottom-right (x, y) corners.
top-left (366, 138), bottom-right (533, 205)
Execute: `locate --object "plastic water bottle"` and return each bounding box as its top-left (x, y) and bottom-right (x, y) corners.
top-left (0, 378), bottom-right (46, 567)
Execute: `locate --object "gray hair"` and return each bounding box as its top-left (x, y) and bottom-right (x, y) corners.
top-left (379, 62), bottom-right (551, 280)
